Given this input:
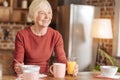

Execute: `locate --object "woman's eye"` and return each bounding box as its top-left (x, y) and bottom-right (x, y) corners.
top-left (39, 12), bottom-right (45, 14)
top-left (48, 12), bottom-right (52, 15)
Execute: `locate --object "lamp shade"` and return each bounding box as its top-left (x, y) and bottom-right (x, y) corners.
top-left (91, 19), bottom-right (113, 39)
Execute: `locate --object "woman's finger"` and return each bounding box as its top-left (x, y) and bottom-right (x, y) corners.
top-left (74, 64), bottom-right (79, 76)
top-left (14, 67), bottom-right (22, 74)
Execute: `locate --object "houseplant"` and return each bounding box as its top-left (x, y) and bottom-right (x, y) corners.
top-left (93, 49), bottom-right (120, 72)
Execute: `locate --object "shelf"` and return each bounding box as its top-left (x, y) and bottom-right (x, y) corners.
top-left (13, 8), bottom-right (28, 10)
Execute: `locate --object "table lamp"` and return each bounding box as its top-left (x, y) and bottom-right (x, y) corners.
top-left (91, 19), bottom-right (113, 65)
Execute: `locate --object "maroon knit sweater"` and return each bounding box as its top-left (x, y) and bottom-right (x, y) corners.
top-left (14, 26), bottom-right (67, 73)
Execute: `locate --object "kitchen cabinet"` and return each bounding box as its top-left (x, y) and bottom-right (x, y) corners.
top-left (11, 0), bottom-right (33, 23)
top-left (0, 6), bottom-right (10, 22)
top-left (0, 0), bottom-right (11, 22)
top-left (0, 0), bottom-right (57, 24)
top-left (0, 0), bottom-right (32, 23)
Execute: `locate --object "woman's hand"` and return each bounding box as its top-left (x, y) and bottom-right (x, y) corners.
top-left (73, 64), bottom-right (79, 76)
top-left (14, 63), bottom-right (24, 75)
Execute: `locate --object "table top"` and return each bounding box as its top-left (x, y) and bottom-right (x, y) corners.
top-left (2, 72), bottom-right (119, 80)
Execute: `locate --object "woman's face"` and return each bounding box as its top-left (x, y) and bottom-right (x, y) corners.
top-left (35, 5), bottom-right (52, 28)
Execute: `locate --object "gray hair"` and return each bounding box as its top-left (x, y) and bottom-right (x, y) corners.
top-left (28, 0), bottom-right (52, 21)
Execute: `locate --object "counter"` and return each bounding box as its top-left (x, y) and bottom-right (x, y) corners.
top-left (2, 72), bottom-right (119, 80)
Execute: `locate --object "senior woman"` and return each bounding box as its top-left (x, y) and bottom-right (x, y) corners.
top-left (13, 0), bottom-right (78, 76)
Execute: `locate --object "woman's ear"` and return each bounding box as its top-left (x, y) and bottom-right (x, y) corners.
top-left (29, 14), bottom-right (33, 21)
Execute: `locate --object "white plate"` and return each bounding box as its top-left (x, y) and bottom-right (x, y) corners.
top-left (39, 74), bottom-right (47, 78)
top-left (15, 74), bottom-right (47, 80)
top-left (97, 74), bottom-right (120, 79)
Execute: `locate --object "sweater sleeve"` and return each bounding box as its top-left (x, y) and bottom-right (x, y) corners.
top-left (13, 32), bottom-right (25, 64)
top-left (54, 31), bottom-right (67, 64)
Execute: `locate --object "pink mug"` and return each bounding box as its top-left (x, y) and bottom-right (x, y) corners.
top-left (50, 63), bottom-right (66, 78)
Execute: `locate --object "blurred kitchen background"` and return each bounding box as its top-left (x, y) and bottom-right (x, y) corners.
top-left (0, 0), bottom-right (120, 75)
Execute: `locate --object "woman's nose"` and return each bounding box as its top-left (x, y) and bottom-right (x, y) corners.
top-left (45, 14), bottom-right (49, 19)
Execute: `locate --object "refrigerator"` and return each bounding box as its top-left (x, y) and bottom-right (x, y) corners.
top-left (56, 4), bottom-right (100, 71)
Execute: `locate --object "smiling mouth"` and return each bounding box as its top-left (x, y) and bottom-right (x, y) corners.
top-left (43, 20), bottom-right (51, 23)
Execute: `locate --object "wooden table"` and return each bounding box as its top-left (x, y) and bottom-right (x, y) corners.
top-left (2, 72), bottom-right (118, 80)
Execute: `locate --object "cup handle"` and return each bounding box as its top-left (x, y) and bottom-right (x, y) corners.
top-left (49, 65), bottom-right (54, 75)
